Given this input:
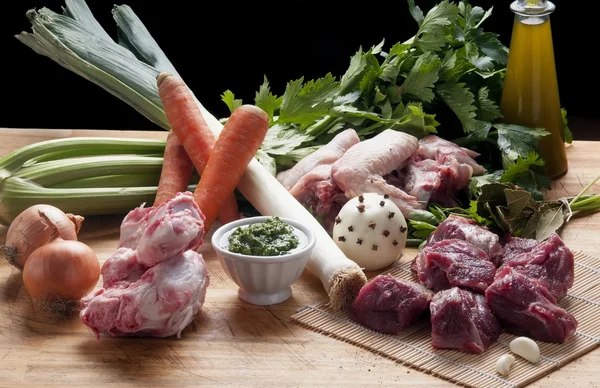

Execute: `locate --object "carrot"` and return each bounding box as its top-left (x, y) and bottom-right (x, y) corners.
top-left (193, 104), bottom-right (270, 231)
top-left (156, 72), bottom-right (239, 225)
top-left (153, 130), bottom-right (194, 206)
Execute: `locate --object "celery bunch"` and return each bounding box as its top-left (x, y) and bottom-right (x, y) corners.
top-left (0, 137), bottom-right (179, 225)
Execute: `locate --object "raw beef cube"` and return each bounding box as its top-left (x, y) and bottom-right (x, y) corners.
top-left (500, 235), bottom-right (539, 265)
top-left (485, 267), bottom-right (578, 343)
top-left (413, 239), bottom-right (496, 293)
top-left (430, 287), bottom-right (502, 354)
top-left (80, 250), bottom-right (210, 339)
top-left (498, 233), bottom-right (574, 300)
top-left (427, 215), bottom-right (504, 267)
top-left (351, 274), bottom-right (433, 335)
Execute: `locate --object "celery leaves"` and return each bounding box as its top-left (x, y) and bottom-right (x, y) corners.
top-left (226, 0), bottom-right (566, 194)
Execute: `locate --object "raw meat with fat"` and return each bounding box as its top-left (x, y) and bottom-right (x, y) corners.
top-left (81, 250), bottom-right (209, 338)
top-left (81, 191), bottom-right (210, 338)
top-left (351, 274), bottom-right (433, 335)
top-left (498, 233), bottom-right (574, 300)
top-left (331, 129), bottom-right (422, 216)
top-left (426, 215), bottom-right (504, 267)
top-left (430, 287), bottom-right (502, 354)
top-left (402, 135), bottom-right (485, 207)
top-left (485, 267), bottom-right (578, 343)
top-left (413, 239), bottom-right (496, 293)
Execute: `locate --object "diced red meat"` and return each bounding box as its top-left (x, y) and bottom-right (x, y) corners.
top-left (498, 233), bottom-right (574, 300)
top-left (350, 274), bottom-right (433, 335)
top-left (485, 267), bottom-right (578, 343)
top-left (427, 215), bottom-right (504, 267)
top-left (413, 239), bottom-right (496, 293)
top-left (500, 235), bottom-right (539, 265)
top-left (430, 287), bottom-right (502, 354)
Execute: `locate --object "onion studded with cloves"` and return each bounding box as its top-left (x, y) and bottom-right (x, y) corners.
top-left (22, 211), bottom-right (99, 316)
top-left (3, 204), bottom-right (84, 270)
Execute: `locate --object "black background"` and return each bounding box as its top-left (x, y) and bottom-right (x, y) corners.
top-left (1, 1), bottom-right (596, 136)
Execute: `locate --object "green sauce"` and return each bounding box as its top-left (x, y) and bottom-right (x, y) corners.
top-left (227, 217), bottom-right (300, 256)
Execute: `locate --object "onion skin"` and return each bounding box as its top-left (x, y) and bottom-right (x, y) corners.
top-left (23, 238), bottom-right (100, 305)
top-left (3, 204), bottom-right (84, 270)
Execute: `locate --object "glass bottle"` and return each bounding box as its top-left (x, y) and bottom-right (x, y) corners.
top-left (500, 0), bottom-right (568, 179)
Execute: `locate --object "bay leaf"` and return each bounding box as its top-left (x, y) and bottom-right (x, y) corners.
top-left (484, 202), bottom-right (511, 233)
top-left (477, 183), bottom-right (513, 218)
top-left (496, 205), bottom-right (530, 235)
top-left (535, 204), bottom-right (566, 241)
top-left (504, 188), bottom-right (537, 218)
top-left (521, 201), bottom-right (562, 239)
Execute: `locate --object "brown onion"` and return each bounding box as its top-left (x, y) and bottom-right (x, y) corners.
top-left (3, 204), bottom-right (84, 270)
top-left (22, 212), bottom-right (99, 316)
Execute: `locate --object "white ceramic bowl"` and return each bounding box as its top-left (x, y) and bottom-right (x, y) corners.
top-left (211, 216), bottom-right (316, 305)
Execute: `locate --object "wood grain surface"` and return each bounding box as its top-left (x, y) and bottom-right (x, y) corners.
top-left (0, 128), bottom-right (598, 387)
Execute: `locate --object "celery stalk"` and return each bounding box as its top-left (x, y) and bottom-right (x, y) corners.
top-left (0, 178), bottom-right (158, 225)
top-left (51, 174), bottom-right (163, 188)
top-left (0, 137), bottom-right (165, 179)
top-left (14, 155), bottom-right (165, 186)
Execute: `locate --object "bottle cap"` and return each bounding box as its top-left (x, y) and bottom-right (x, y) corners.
top-left (510, 0), bottom-right (555, 16)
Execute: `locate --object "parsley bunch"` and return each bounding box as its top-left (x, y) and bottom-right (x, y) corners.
top-left (222, 0), bottom-right (571, 197)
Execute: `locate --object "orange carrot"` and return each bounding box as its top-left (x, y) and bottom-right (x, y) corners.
top-left (153, 130), bottom-right (194, 206)
top-left (193, 104), bottom-right (270, 230)
top-left (157, 72), bottom-right (239, 225)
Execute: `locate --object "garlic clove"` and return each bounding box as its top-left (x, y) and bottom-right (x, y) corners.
top-left (496, 354), bottom-right (516, 376)
top-left (509, 336), bottom-right (540, 364)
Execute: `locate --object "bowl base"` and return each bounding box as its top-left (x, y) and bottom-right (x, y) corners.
top-left (238, 287), bottom-right (292, 305)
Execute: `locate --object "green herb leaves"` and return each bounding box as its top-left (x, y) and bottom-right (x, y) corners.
top-left (473, 183), bottom-right (566, 240)
top-left (221, 0), bottom-right (560, 193)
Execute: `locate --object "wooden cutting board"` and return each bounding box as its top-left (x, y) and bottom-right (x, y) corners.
top-left (0, 128), bottom-right (598, 387)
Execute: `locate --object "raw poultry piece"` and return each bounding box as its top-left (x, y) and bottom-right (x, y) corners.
top-left (402, 135), bottom-right (486, 207)
top-left (351, 274), bottom-right (433, 335)
top-left (276, 128), bottom-right (360, 190)
top-left (275, 129), bottom-right (360, 232)
top-left (426, 215), bottom-right (504, 267)
top-left (498, 233), bottom-right (574, 301)
top-left (80, 192), bottom-right (210, 338)
top-left (412, 239), bottom-right (496, 293)
top-left (485, 267), bottom-right (578, 343)
top-left (430, 287), bottom-right (502, 354)
top-left (81, 250), bottom-right (209, 338)
top-left (331, 129), bottom-right (422, 216)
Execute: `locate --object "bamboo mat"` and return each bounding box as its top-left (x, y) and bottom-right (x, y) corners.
top-left (291, 251), bottom-right (600, 388)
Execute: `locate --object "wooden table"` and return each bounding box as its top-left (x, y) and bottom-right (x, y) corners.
top-left (0, 128), bottom-right (598, 387)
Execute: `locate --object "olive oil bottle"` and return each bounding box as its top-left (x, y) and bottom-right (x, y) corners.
top-left (500, 0), bottom-right (568, 179)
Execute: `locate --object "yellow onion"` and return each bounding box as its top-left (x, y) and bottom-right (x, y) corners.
top-left (22, 211), bottom-right (99, 316)
top-left (3, 204), bottom-right (84, 270)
